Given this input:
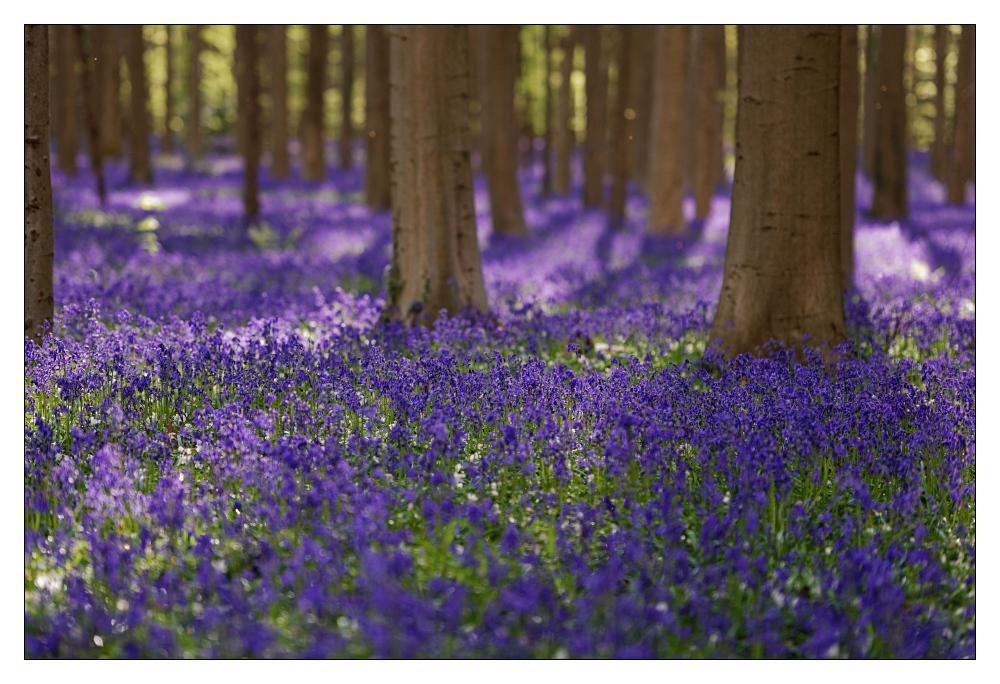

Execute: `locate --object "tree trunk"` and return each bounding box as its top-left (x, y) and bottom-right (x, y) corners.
top-left (387, 24), bottom-right (488, 325)
top-left (25, 24), bottom-right (55, 346)
top-left (710, 25), bottom-right (845, 359)
top-left (682, 26), bottom-right (699, 196)
top-left (871, 24), bottom-right (907, 219)
top-left (302, 25), bottom-right (328, 182)
top-left (76, 25), bottom-right (106, 206)
top-left (608, 25), bottom-right (633, 228)
top-left (630, 25), bottom-right (654, 190)
top-left (862, 25), bottom-right (878, 179)
top-left (235, 30), bottom-right (247, 158)
top-left (840, 25), bottom-right (859, 292)
top-left (163, 25), bottom-right (174, 154)
top-left (54, 25), bottom-right (79, 175)
top-left (271, 25), bottom-right (290, 179)
top-left (236, 25), bottom-right (261, 218)
top-left (93, 24), bottom-right (121, 158)
top-left (364, 24), bottom-right (391, 209)
top-left (480, 25), bottom-right (527, 236)
top-left (647, 25), bottom-right (687, 235)
top-left (541, 24), bottom-right (553, 195)
top-left (694, 23), bottom-right (724, 220)
top-left (553, 25), bottom-right (577, 195)
top-left (948, 24), bottom-right (974, 204)
top-left (339, 25), bottom-right (355, 169)
top-left (187, 25), bottom-right (203, 162)
top-left (582, 25), bottom-right (608, 208)
top-left (931, 25), bottom-right (948, 182)
top-left (125, 25), bottom-right (153, 184)
top-left (711, 24), bottom-right (727, 188)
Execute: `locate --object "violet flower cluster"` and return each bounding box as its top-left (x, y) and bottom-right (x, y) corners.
top-left (25, 144), bottom-right (974, 658)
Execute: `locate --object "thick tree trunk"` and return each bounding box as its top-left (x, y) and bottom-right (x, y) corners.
top-left (541, 24), bottom-right (553, 195)
top-left (871, 25), bottom-right (907, 219)
top-left (76, 25), bottom-right (106, 206)
top-left (187, 25), bottom-right (203, 161)
top-left (931, 25), bottom-right (948, 182)
top-left (647, 25), bottom-right (687, 235)
top-left (608, 25), bottom-right (633, 228)
top-left (840, 25), bottom-right (859, 291)
top-left (302, 25), bottom-right (328, 182)
top-left (387, 24), bottom-right (488, 325)
top-left (582, 25), bottom-right (608, 208)
top-left (93, 24), bottom-right (121, 158)
top-left (339, 25), bottom-right (355, 169)
top-left (236, 25), bottom-right (261, 218)
top-left (630, 25), bottom-right (654, 190)
top-left (54, 25), bottom-right (79, 175)
top-left (553, 25), bottom-right (577, 195)
top-left (364, 24), bottom-right (391, 209)
top-left (862, 25), bottom-right (878, 179)
top-left (710, 25), bottom-right (845, 359)
top-left (271, 25), bottom-right (290, 179)
top-left (480, 24), bottom-right (527, 236)
top-left (694, 23), bottom-right (724, 220)
top-left (25, 25), bottom-right (55, 346)
top-left (948, 24), bottom-right (974, 204)
top-left (163, 25), bottom-right (174, 154)
top-left (125, 25), bottom-right (153, 184)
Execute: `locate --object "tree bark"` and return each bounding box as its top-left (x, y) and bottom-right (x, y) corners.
top-left (25, 25), bottom-right (55, 346)
top-left (271, 25), bottom-right (290, 179)
top-left (583, 25), bottom-right (608, 208)
top-left (235, 30), bottom-right (247, 158)
top-left (608, 25), bottom-right (633, 228)
top-left (694, 24), bottom-right (724, 220)
top-left (630, 25), bottom-right (655, 190)
top-left (553, 25), bottom-right (577, 195)
top-left (364, 24), bottom-right (391, 209)
top-left (647, 25), bottom-right (687, 235)
top-left (236, 25), bottom-right (261, 218)
top-left (76, 25), bottom-right (106, 206)
top-left (930, 26), bottom-right (948, 182)
top-left (711, 24), bottom-right (727, 188)
top-left (840, 25), bottom-right (859, 291)
top-left (871, 24), bottom-right (907, 219)
top-left (541, 24), bottom-right (553, 195)
top-left (303, 25), bottom-right (328, 182)
top-left (187, 25), bottom-right (203, 162)
top-left (54, 25), bottom-right (79, 175)
top-left (862, 25), bottom-right (878, 179)
top-left (948, 24), bottom-right (974, 204)
top-left (710, 25), bottom-right (845, 359)
top-left (125, 25), bottom-right (153, 184)
top-left (480, 24), bottom-right (527, 236)
top-left (163, 25), bottom-right (174, 154)
top-left (682, 26), bottom-right (699, 196)
top-left (339, 25), bottom-right (355, 169)
top-left (93, 24), bottom-right (121, 158)
top-left (387, 24), bottom-right (488, 325)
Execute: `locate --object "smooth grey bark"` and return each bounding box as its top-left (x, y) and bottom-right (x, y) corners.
top-left (710, 25), bottom-right (846, 359)
top-left (125, 25), bottom-right (153, 184)
top-left (339, 25), bottom-right (355, 169)
top-left (871, 24), bottom-right (907, 219)
top-left (364, 24), bottom-right (391, 209)
top-left (840, 25), bottom-right (859, 291)
top-left (271, 25), bottom-right (290, 179)
top-left (553, 25), bottom-right (577, 195)
top-left (25, 25), bottom-right (55, 346)
top-left (302, 25), bottom-right (327, 182)
top-left (647, 25), bottom-right (687, 235)
top-left (387, 24), bottom-right (488, 324)
top-left (948, 24), bottom-right (974, 204)
top-left (582, 24), bottom-right (608, 208)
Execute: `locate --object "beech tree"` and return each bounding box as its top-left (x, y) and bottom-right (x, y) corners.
top-left (302, 24), bottom-right (328, 182)
top-left (53, 25), bottom-right (79, 175)
top-left (608, 24), bottom-right (633, 228)
top-left (931, 25), bottom-right (948, 182)
top-left (552, 25), bottom-right (577, 195)
top-left (163, 25), bottom-right (174, 154)
top-left (364, 24), bottom-right (391, 209)
top-left (125, 24), bottom-right (153, 184)
top-left (386, 24), bottom-right (488, 324)
top-left (582, 25), bottom-right (608, 208)
top-left (710, 25), bottom-right (845, 359)
top-left (630, 25), bottom-right (654, 191)
top-left (693, 24), bottom-right (725, 221)
top-left (871, 24), bottom-right (906, 219)
top-left (840, 25), bottom-right (859, 291)
top-left (647, 24), bottom-right (687, 235)
top-left (93, 24), bottom-right (121, 158)
top-left (236, 25), bottom-right (261, 218)
top-left (479, 24), bottom-right (527, 236)
top-left (339, 25), bottom-right (355, 169)
top-left (25, 24), bottom-right (54, 346)
top-left (862, 25), bottom-right (878, 179)
top-left (948, 24), bottom-right (974, 204)
top-left (75, 25), bottom-right (106, 206)
top-left (271, 25), bottom-right (290, 179)
top-left (541, 25), bottom-right (553, 195)
top-left (187, 25), bottom-right (203, 162)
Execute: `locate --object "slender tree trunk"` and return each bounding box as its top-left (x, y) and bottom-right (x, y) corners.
top-left (582, 25), bottom-right (608, 208)
top-left (541, 24), bottom-right (554, 195)
top-left (271, 25), bottom-right (290, 179)
top-left (647, 25), bottom-right (687, 235)
top-left (387, 24), bottom-right (488, 325)
top-left (163, 25), bottom-right (174, 154)
top-left (694, 24), bottom-right (724, 220)
top-left (125, 25), bottom-right (153, 184)
top-left (55, 25), bottom-right (79, 175)
top-left (235, 30), bottom-right (247, 159)
top-left (711, 25), bottom-right (845, 359)
top-left (629, 25), bottom-right (654, 190)
top-left (904, 25), bottom-right (916, 149)
top-left (948, 24), bottom-right (974, 204)
top-left (840, 25), bottom-right (859, 292)
top-left (553, 26), bottom-right (577, 195)
top-left (364, 24), bottom-right (391, 209)
top-left (93, 24), bottom-right (121, 158)
top-left (871, 24), bottom-right (907, 219)
top-left (236, 25), bottom-right (261, 218)
top-left (25, 24), bottom-right (55, 346)
top-left (339, 25), bottom-right (355, 169)
top-left (862, 25), bottom-right (879, 179)
top-left (711, 24), bottom-right (727, 188)
top-left (76, 25), bottom-right (106, 206)
top-left (187, 25), bottom-right (203, 162)
top-left (480, 25), bottom-right (527, 236)
top-left (302, 25), bottom-right (328, 181)
top-left (931, 25), bottom-right (948, 182)
top-left (682, 26), bottom-right (700, 196)
top-left (608, 25), bottom-right (633, 228)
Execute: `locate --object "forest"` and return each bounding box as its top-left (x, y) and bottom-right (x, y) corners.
top-left (24, 24), bottom-right (974, 658)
